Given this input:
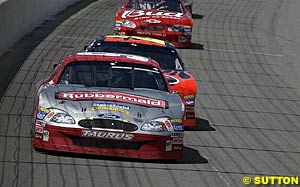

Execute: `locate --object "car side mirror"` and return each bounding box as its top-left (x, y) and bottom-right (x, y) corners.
top-left (83, 45), bottom-right (88, 51)
top-left (53, 64), bottom-right (58, 69)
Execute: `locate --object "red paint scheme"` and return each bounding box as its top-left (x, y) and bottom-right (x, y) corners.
top-left (33, 125), bottom-right (183, 160)
top-left (164, 71), bottom-right (197, 126)
top-left (114, 0), bottom-right (193, 48)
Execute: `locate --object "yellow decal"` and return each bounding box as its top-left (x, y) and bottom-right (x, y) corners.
top-left (92, 106), bottom-right (129, 115)
top-left (170, 118), bottom-right (182, 123)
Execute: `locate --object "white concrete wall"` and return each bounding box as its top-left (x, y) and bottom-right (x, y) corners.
top-left (0, 0), bottom-right (79, 56)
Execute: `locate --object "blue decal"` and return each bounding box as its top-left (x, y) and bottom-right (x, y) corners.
top-left (172, 123), bottom-right (183, 131)
top-left (37, 111), bottom-right (47, 120)
top-left (186, 99), bottom-right (195, 106)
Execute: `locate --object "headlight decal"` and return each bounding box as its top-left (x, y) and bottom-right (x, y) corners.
top-left (141, 121), bottom-right (166, 132)
top-left (168, 25), bottom-right (184, 32)
top-left (43, 108), bottom-right (76, 124)
top-left (50, 113), bottom-right (75, 124)
top-left (121, 20), bottom-right (136, 28)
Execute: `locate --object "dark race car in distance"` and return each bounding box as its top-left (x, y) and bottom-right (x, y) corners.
top-left (114, 0), bottom-right (193, 48)
top-left (32, 52), bottom-right (185, 160)
top-left (85, 35), bottom-right (197, 127)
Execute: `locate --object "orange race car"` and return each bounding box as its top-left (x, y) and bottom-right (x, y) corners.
top-left (85, 35), bottom-right (197, 127)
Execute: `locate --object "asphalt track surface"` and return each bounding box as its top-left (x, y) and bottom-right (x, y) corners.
top-left (1, 0), bottom-right (300, 186)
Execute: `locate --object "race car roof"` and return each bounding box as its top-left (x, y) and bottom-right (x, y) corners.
top-left (100, 35), bottom-right (171, 47)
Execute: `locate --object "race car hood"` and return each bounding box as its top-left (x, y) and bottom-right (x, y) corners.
top-left (38, 85), bottom-right (184, 126)
top-left (117, 9), bottom-right (192, 25)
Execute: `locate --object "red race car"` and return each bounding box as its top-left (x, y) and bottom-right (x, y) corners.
top-left (85, 35), bottom-right (197, 127)
top-left (114, 0), bottom-right (193, 48)
top-left (32, 52), bottom-right (185, 160)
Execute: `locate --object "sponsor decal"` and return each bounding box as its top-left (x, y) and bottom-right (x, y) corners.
top-left (137, 31), bottom-right (152, 35)
top-left (151, 33), bottom-right (166, 37)
top-left (170, 118), bottom-right (183, 131)
top-left (39, 107), bottom-right (50, 113)
top-left (184, 28), bottom-right (192, 32)
top-left (36, 120), bottom-right (45, 127)
top-left (165, 140), bottom-right (172, 152)
top-left (185, 107), bottom-right (194, 112)
top-left (144, 19), bottom-right (161, 23)
top-left (186, 100), bottom-right (194, 105)
top-left (183, 27), bottom-right (192, 35)
top-left (170, 119), bottom-right (182, 123)
top-left (92, 103), bottom-right (130, 114)
top-left (171, 132), bottom-right (184, 138)
top-left (44, 112), bottom-right (55, 120)
top-left (186, 113), bottom-right (195, 118)
top-left (37, 111), bottom-right (47, 120)
top-left (35, 133), bottom-right (42, 139)
top-left (81, 130), bottom-right (134, 140)
top-left (37, 106), bottom-right (50, 120)
top-left (97, 113), bottom-right (121, 119)
top-left (184, 95), bottom-right (195, 99)
top-left (165, 120), bottom-right (173, 131)
top-left (173, 145), bottom-right (182, 150)
top-left (86, 116), bottom-right (94, 120)
top-left (35, 126), bottom-right (44, 134)
top-left (184, 95), bottom-right (195, 106)
top-left (121, 10), bottom-right (183, 18)
top-left (136, 31), bottom-right (166, 37)
top-left (178, 36), bottom-right (191, 43)
top-left (173, 124), bottom-right (183, 131)
top-left (173, 138), bottom-right (183, 145)
top-left (56, 92), bottom-right (167, 109)
top-left (43, 130), bottom-right (49, 142)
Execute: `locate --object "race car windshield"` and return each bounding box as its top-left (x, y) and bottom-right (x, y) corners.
top-left (127, 0), bottom-right (184, 13)
top-left (88, 42), bottom-right (184, 71)
top-left (57, 61), bottom-right (167, 91)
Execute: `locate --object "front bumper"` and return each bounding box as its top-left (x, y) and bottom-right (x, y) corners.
top-left (33, 124), bottom-right (183, 160)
